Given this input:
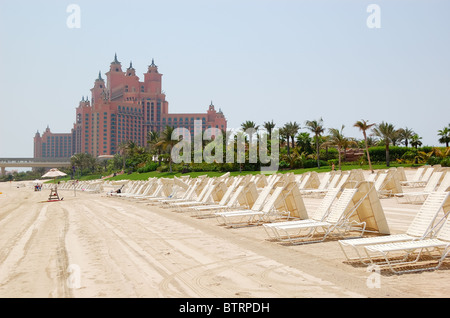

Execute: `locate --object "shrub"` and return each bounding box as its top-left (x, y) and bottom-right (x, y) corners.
top-left (368, 146), bottom-right (410, 162)
top-left (279, 160), bottom-right (290, 169)
top-left (441, 157), bottom-right (450, 167)
top-left (319, 148), bottom-right (338, 160)
top-left (303, 159), bottom-right (328, 168)
top-left (136, 162), bottom-right (158, 173)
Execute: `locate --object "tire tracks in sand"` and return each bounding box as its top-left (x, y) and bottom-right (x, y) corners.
top-left (80, 197), bottom-right (365, 298)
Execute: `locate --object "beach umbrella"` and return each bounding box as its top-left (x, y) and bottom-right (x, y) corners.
top-left (42, 168), bottom-right (67, 178)
top-left (42, 168), bottom-right (67, 183)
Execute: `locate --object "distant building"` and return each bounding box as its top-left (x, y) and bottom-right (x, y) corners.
top-left (34, 126), bottom-right (73, 158)
top-left (34, 54), bottom-right (227, 158)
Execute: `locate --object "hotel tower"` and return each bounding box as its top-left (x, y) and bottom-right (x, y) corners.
top-left (34, 54), bottom-right (227, 158)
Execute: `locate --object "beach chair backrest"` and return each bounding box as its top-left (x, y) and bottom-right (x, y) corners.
top-left (406, 192), bottom-right (450, 238)
top-left (261, 187), bottom-right (284, 213)
top-left (251, 185), bottom-right (273, 211)
top-left (227, 186), bottom-right (245, 207)
top-left (420, 168), bottom-right (434, 183)
top-left (411, 167), bottom-right (425, 182)
top-left (423, 172), bottom-right (443, 192)
top-left (218, 180), bottom-right (238, 205)
top-left (437, 172), bottom-right (450, 192)
top-left (268, 175), bottom-right (281, 186)
top-left (183, 180), bottom-right (201, 200)
top-left (366, 173), bottom-right (377, 182)
top-left (310, 188), bottom-right (340, 221)
top-left (325, 188), bottom-right (357, 223)
top-left (336, 173), bottom-right (349, 189)
top-left (328, 173), bottom-right (341, 188)
top-left (135, 183), bottom-right (147, 195)
top-left (126, 182), bottom-right (139, 194)
top-left (200, 184), bottom-right (217, 203)
top-left (139, 181), bottom-right (154, 196)
top-left (437, 215), bottom-right (450, 242)
top-left (318, 172), bottom-right (331, 190)
top-left (151, 184), bottom-right (163, 197)
top-left (374, 173), bottom-right (387, 191)
top-left (298, 174), bottom-right (310, 189)
top-left (195, 178), bottom-right (214, 201)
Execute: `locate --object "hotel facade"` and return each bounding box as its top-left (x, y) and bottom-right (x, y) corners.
top-left (34, 55), bottom-right (227, 158)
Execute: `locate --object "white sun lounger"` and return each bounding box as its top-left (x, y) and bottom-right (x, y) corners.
top-left (109, 181), bottom-right (141, 197)
top-left (126, 180), bottom-right (159, 199)
top-left (188, 178), bottom-right (243, 217)
top-left (394, 171), bottom-right (444, 204)
top-left (400, 167), bottom-right (426, 187)
top-left (164, 179), bottom-right (214, 208)
top-left (436, 172), bottom-right (450, 192)
top-left (263, 188), bottom-right (340, 240)
top-left (170, 183), bottom-right (219, 211)
top-left (264, 188), bottom-right (360, 244)
top-left (159, 180), bottom-right (200, 203)
top-left (364, 213), bottom-right (450, 274)
top-left (401, 167), bottom-right (434, 188)
top-left (339, 191), bottom-right (450, 263)
top-left (215, 186), bottom-right (285, 228)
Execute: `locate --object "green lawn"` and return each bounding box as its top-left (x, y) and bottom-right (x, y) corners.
top-left (101, 162), bottom-right (418, 181)
top-left (44, 162), bottom-right (420, 183)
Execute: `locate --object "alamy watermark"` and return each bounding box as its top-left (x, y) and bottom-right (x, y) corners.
top-left (366, 264), bottom-right (381, 289)
top-left (67, 264), bottom-right (81, 289)
top-left (66, 4), bottom-right (81, 29)
top-left (366, 4), bottom-right (381, 29)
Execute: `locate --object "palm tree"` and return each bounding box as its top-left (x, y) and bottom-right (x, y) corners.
top-left (305, 118), bottom-right (325, 168)
top-left (285, 121), bottom-right (300, 149)
top-left (410, 134), bottom-right (423, 149)
top-left (295, 132), bottom-right (313, 154)
top-left (398, 127), bottom-right (415, 148)
top-left (263, 120), bottom-right (276, 140)
top-left (147, 130), bottom-right (163, 165)
top-left (241, 120), bottom-right (259, 145)
top-left (372, 121), bottom-right (396, 167)
top-left (326, 125), bottom-right (357, 171)
top-left (438, 126), bottom-right (450, 147)
top-left (71, 152), bottom-right (96, 176)
top-left (155, 126), bottom-right (177, 173)
top-left (354, 119), bottom-right (375, 173)
top-left (390, 129), bottom-right (402, 146)
top-left (279, 126), bottom-right (290, 155)
top-left (118, 140), bottom-right (139, 170)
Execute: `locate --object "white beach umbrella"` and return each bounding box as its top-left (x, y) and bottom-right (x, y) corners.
top-left (42, 168), bottom-right (67, 178)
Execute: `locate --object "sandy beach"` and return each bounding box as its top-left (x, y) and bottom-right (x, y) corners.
top-left (0, 169), bottom-right (449, 298)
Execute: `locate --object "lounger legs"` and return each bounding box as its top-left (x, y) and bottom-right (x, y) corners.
top-left (364, 245), bottom-right (450, 274)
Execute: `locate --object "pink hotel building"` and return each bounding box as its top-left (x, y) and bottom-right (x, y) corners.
top-left (34, 55), bottom-right (227, 158)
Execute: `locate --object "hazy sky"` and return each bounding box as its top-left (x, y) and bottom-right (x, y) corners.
top-left (0, 0), bottom-right (449, 158)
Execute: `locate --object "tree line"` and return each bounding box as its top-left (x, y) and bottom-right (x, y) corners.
top-left (3, 120), bottom-right (448, 182)
top-left (65, 120), bottom-right (449, 176)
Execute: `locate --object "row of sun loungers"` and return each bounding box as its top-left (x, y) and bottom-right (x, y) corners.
top-left (41, 180), bottom-right (104, 193)
top-left (105, 165), bottom-right (449, 274)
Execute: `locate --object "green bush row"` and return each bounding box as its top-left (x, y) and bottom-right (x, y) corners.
top-left (367, 146), bottom-right (444, 162)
